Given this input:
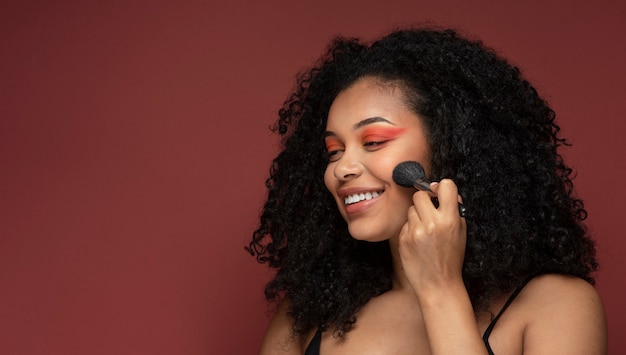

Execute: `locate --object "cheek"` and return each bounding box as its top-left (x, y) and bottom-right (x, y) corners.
top-left (323, 166), bottom-right (334, 193)
top-left (324, 166), bottom-right (345, 212)
top-left (373, 156), bottom-right (403, 182)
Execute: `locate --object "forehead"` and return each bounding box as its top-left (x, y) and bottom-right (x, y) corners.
top-left (326, 77), bottom-right (413, 129)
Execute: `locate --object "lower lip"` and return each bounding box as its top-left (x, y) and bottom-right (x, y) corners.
top-left (344, 195), bottom-right (381, 214)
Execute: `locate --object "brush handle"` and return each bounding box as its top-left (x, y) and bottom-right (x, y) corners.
top-left (412, 180), bottom-right (467, 218)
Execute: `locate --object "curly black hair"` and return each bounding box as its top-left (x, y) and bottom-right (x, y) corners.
top-left (246, 27), bottom-right (597, 337)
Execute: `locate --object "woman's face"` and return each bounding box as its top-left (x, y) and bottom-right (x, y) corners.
top-left (324, 77), bottom-right (431, 242)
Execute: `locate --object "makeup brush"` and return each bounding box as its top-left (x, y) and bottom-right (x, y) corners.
top-left (392, 161), bottom-right (467, 217)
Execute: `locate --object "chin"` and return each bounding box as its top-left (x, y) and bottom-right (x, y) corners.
top-left (350, 235), bottom-right (390, 243)
top-left (347, 226), bottom-right (394, 243)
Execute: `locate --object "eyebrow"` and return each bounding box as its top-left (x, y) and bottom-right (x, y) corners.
top-left (325, 116), bottom-right (395, 137)
top-left (353, 116), bottom-right (395, 130)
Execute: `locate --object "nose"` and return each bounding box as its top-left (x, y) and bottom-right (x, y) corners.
top-left (333, 149), bottom-right (363, 181)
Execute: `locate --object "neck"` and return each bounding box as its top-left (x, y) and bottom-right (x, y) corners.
top-left (388, 236), bottom-right (415, 292)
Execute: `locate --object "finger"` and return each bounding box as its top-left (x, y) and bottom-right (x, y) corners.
top-left (433, 179), bottom-right (460, 216)
top-left (406, 204), bottom-right (422, 225)
top-left (411, 190), bottom-right (438, 219)
top-left (432, 180), bottom-right (466, 217)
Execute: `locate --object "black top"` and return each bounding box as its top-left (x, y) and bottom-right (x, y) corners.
top-left (304, 327), bottom-right (322, 355)
top-left (304, 281), bottom-right (530, 355)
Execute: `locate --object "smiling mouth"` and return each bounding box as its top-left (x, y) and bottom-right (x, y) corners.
top-left (344, 191), bottom-right (384, 205)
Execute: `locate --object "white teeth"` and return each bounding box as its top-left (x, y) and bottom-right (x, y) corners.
top-left (344, 191), bottom-right (382, 205)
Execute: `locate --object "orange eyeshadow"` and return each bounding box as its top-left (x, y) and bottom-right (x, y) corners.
top-left (324, 137), bottom-right (343, 151)
top-left (360, 126), bottom-right (406, 140)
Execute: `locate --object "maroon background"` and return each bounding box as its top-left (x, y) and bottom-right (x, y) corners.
top-left (1, 1), bottom-right (624, 354)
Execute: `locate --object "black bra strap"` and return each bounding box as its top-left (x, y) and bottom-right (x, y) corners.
top-left (304, 328), bottom-right (322, 355)
top-left (482, 279), bottom-right (532, 355)
top-left (305, 279), bottom-right (532, 355)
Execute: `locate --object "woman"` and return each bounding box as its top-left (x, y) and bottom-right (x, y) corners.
top-left (247, 27), bottom-right (607, 354)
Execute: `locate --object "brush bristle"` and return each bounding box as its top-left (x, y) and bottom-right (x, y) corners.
top-left (392, 161), bottom-right (426, 187)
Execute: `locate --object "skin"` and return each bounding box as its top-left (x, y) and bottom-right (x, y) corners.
top-left (323, 79), bottom-right (430, 244)
top-left (259, 77), bottom-right (607, 355)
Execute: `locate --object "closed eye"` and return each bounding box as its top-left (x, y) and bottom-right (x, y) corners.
top-left (327, 149), bottom-right (343, 162)
top-left (325, 139), bottom-right (344, 162)
top-left (363, 139), bottom-right (390, 149)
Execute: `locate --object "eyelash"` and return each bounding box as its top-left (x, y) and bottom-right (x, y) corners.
top-left (325, 138), bottom-right (390, 162)
top-left (363, 139), bottom-right (390, 148)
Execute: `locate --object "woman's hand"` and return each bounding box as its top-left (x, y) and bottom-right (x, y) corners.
top-left (397, 179), bottom-right (490, 354)
top-left (398, 179), bottom-right (467, 296)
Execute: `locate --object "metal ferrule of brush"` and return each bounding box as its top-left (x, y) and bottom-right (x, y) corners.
top-left (412, 178), bottom-right (466, 218)
top-left (413, 178), bottom-right (433, 192)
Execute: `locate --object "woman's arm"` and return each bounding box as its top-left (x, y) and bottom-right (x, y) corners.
top-left (399, 179), bottom-right (488, 354)
top-left (398, 179), bottom-right (607, 354)
top-left (521, 274), bottom-right (607, 355)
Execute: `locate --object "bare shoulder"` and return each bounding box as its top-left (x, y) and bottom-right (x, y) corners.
top-left (519, 274), bottom-right (607, 355)
top-left (259, 301), bottom-right (304, 355)
top-left (522, 274), bottom-right (605, 314)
